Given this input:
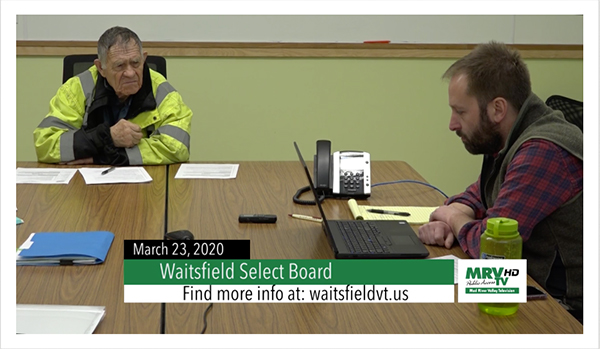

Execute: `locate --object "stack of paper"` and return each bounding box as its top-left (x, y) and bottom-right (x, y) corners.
top-left (78, 167), bottom-right (152, 184)
top-left (347, 199), bottom-right (437, 224)
top-left (175, 164), bottom-right (239, 179)
top-left (17, 304), bottom-right (105, 334)
top-left (16, 168), bottom-right (78, 184)
top-left (16, 231), bottom-right (115, 266)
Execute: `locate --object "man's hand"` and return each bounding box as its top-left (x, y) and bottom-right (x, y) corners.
top-left (418, 221), bottom-right (455, 249)
top-left (110, 119), bottom-right (142, 148)
top-left (63, 157), bottom-right (94, 165)
top-left (429, 205), bottom-right (474, 238)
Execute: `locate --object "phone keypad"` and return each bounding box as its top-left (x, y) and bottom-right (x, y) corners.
top-left (342, 171), bottom-right (365, 193)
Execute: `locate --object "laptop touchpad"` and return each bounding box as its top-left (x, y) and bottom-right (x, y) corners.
top-left (391, 235), bottom-right (415, 245)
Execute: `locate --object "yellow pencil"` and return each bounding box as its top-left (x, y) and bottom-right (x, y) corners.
top-left (288, 214), bottom-right (323, 223)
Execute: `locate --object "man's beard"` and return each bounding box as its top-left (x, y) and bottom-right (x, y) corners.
top-left (457, 108), bottom-right (504, 155)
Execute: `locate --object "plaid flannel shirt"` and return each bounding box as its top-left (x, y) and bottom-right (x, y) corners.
top-left (446, 139), bottom-right (583, 258)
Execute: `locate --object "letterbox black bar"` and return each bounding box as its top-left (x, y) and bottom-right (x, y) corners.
top-left (124, 240), bottom-right (251, 259)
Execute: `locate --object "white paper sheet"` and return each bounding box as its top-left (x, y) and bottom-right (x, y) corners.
top-left (78, 167), bottom-right (152, 184)
top-left (16, 168), bottom-right (78, 184)
top-left (175, 164), bottom-right (239, 179)
top-left (17, 304), bottom-right (105, 334)
top-left (431, 254), bottom-right (461, 284)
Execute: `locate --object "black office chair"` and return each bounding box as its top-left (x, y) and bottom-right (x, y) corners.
top-left (545, 95), bottom-right (583, 132)
top-left (62, 54), bottom-right (167, 83)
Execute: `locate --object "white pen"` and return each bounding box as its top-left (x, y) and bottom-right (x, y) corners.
top-left (101, 167), bottom-right (116, 175)
top-left (288, 213), bottom-right (323, 223)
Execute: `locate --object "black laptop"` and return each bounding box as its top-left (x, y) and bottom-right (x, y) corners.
top-left (294, 141), bottom-right (429, 259)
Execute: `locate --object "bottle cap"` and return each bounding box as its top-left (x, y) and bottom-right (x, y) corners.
top-left (486, 217), bottom-right (519, 239)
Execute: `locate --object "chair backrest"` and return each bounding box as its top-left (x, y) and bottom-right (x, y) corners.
top-left (545, 95), bottom-right (583, 132)
top-left (62, 54), bottom-right (167, 83)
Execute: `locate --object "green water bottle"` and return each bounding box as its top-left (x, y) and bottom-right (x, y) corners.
top-left (478, 217), bottom-right (522, 316)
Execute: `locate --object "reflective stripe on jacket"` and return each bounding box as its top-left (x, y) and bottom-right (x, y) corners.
top-left (34, 65), bottom-right (192, 165)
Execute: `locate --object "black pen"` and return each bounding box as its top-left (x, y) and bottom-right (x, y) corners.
top-left (101, 167), bottom-right (116, 175)
top-left (367, 209), bottom-right (411, 217)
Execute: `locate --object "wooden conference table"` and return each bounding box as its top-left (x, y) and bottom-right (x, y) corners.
top-left (166, 161), bottom-right (584, 334)
top-left (16, 161), bottom-right (583, 334)
top-left (16, 162), bottom-right (166, 334)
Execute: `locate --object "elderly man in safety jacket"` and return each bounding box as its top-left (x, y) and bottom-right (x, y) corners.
top-left (34, 26), bottom-right (192, 165)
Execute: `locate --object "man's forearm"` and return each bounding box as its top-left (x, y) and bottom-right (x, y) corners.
top-left (73, 124), bottom-right (112, 159)
top-left (430, 205), bottom-right (476, 239)
top-left (447, 213), bottom-right (474, 238)
top-left (73, 124), bottom-right (129, 165)
top-left (448, 202), bottom-right (476, 219)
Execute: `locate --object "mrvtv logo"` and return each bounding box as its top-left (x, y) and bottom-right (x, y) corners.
top-left (465, 266), bottom-right (520, 287)
top-left (458, 259), bottom-right (527, 303)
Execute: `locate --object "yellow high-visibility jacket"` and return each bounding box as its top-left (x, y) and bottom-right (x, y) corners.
top-left (34, 64), bottom-right (192, 165)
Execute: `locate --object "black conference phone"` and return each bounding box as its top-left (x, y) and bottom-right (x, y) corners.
top-left (294, 140), bottom-right (371, 205)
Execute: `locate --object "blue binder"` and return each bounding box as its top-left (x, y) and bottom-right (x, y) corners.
top-left (16, 231), bottom-right (115, 266)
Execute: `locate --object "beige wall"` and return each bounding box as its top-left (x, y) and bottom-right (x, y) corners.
top-left (17, 56), bottom-right (583, 196)
top-left (17, 15), bottom-right (584, 45)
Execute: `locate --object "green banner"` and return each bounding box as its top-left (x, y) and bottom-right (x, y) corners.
top-left (124, 259), bottom-right (453, 285)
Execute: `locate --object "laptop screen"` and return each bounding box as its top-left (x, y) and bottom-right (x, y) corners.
top-left (293, 142), bottom-right (335, 240)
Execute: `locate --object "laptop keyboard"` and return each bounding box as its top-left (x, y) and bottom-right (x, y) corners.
top-left (337, 221), bottom-right (392, 254)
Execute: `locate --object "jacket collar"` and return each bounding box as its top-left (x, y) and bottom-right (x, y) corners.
top-left (499, 93), bottom-right (549, 157)
top-left (88, 63), bottom-right (156, 120)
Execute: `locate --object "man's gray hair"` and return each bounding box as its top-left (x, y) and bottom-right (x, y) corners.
top-left (97, 26), bottom-right (143, 68)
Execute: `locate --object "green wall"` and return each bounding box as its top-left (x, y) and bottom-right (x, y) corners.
top-left (16, 56), bottom-right (583, 196)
